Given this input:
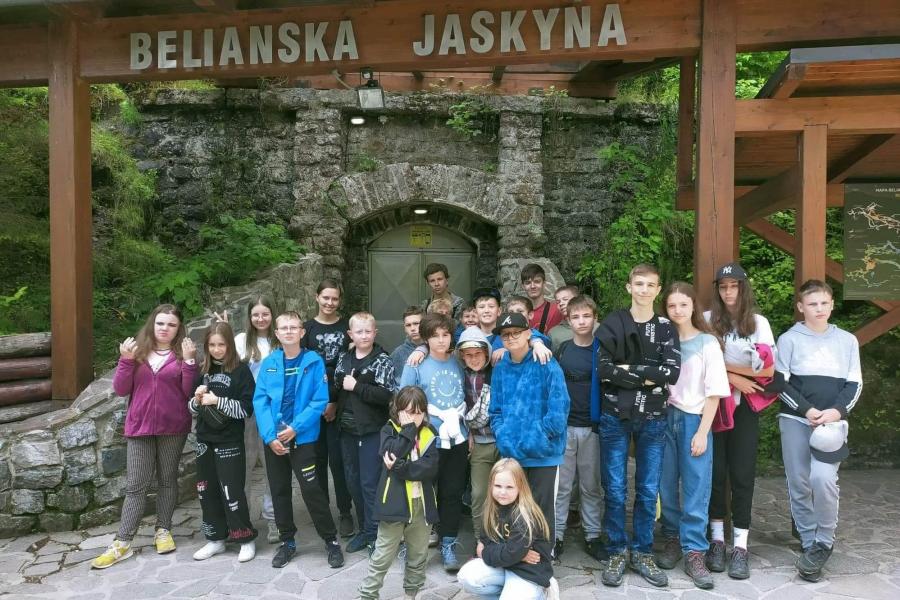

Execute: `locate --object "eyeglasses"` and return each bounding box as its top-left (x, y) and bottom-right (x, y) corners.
top-left (500, 329), bottom-right (527, 341)
top-left (277, 326), bottom-right (302, 332)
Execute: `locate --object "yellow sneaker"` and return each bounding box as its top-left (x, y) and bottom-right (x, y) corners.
top-left (91, 540), bottom-right (133, 569)
top-left (154, 528), bottom-right (176, 554)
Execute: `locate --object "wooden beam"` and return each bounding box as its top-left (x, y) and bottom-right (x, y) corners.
top-left (828, 134), bottom-right (895, 183)
top-left (796, 124), bottom-right (828, 288)
top-left (48, 19), bottom-right (94, 400)
top-left (676, 57), bottom-right (696, 196)
top-left (694, 0), bottom-right (736, 309)
top-left (678, 183), bottom-right (844, 211)
top-left (192, 0), bottom-right (237, 11)
top-left (3, 0), bottom-right (900, 86)
top-left (745, 218), bottom-right (900, 312)
top-left (734, 165), bottom-right (800, 226)
top-left (736, 95), bottom-right (900, 134)
top-left (491, 66), bottom-right (505, 84)
top-left (571, 57), bottom-right (678, 83)
top-left (854, 306), bottom-right (900, 346)
top-left (769, 63), bottom-right (806, 98)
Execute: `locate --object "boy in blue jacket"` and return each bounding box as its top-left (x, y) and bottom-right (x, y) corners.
top-left (253, 312), bottom-right (344, 570)
top-left (489, 311), bottom-right (570, 545)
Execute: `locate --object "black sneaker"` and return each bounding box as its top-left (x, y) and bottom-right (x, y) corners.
top-left (326, 540), bottom-right (345, 568)
top-left (797, 542), bottom-right (832, 581)
top-left (553, 539), bottom-right (564, 560)
top-left (346, 532), bottom-right (368, 553)
top-left (655, 535), bottom-right (682, 569)
top-left (600, 551), bottom-right (628, 587)
top-left (706, 540), bottom-right (726, 573)
top-left (629, 551), bottom-right (668, 587)
top-left (728, 547), bottom-right (750, 580)
top-left (586, 537), bottom-right (608, 562)
top-left (684, 550), bottom-right (715, 590)
top-left (272, 542), bottom-right (296, 568)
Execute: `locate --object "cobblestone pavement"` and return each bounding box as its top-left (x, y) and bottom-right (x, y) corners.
top-left (2, 468), bottom-right (899, 600)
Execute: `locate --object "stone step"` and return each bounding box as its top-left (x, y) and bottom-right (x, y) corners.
top-left (0, 400), bottom-right (54, 424)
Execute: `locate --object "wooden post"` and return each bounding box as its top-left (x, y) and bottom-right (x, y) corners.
top-left (49, 19), bottom-right (93, 400)
top-left (796, 124), bottom-right (828, 289)
top-left (694, 0), bottom-right (736, 308)
top-left (676, 57), bottom-right (696, 209)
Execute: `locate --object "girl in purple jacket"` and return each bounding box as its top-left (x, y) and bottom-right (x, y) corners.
top-left (92, 304), bottom-right (197, 570)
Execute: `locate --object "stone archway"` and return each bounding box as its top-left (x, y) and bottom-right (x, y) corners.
top-left (341, 203), bottom-right (499, 314)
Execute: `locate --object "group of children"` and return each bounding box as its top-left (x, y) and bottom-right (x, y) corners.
top-left (91, 260), bottom-right (862, 598)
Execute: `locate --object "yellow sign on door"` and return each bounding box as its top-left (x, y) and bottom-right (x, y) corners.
top-left (410, 225), bottom-right (432, 248)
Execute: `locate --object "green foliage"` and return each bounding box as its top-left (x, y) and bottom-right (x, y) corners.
top-left (91, 127), bottom-right (157, 235)
top-left (148, 215), bottom-right (302, 315)
top-left (353, 153), bottom-right (379, 172)
top-left (447, 97), bottom-right (497, 140)
top-left (735, 52), bottom-right (788, 98)
top-left (576, 110), bottom-right (694, 314)
top-left (118, 98), bottom-right (143, 128)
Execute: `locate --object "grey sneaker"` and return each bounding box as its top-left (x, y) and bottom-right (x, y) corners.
top-left (684, 550), bottom-right (715, 589)
top-left (728, 547), bottom-right (750, 580)
top-left (600, 551), bottom-right (628, 587)
top-left (629, 551), bottom-right (668, 587)
top-left (797, 542), bottom-right (832, 582)
top-left (655, 535), bottom-right (682, 569)
top-left (428, 527), bottom-right (439, 548)
top-left (266, 520), bottom-right (280, 544)
top-left (706, 540), bottom-right (726, 572)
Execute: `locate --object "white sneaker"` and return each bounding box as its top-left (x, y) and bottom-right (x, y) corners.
top-left (545, 577), bottom-right (560, 600)
top-left (193, 540), bottom-right (226, 560)
top-left (238, 541), bottom-right (256, 562)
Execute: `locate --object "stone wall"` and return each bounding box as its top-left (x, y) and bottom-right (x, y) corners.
top-left (0, 254), bottom-right (322, 536)
top-left (129, 88), bottom-right (664, 296)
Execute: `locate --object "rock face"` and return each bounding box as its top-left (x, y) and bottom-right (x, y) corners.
top-left (0, 253), bottom-right (323, 535)
top-left (131, 88), bottom-right (664, 292)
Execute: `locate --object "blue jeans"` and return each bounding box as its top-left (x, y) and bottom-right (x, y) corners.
top-left (598, 411), bottom-right (667, 554)
top-left (340, 430), bottom-right (382, 540)
top-left (659, 407), bottom-right (713, 553)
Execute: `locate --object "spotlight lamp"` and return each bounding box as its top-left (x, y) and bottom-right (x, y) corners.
top-left (356, 66), bottom-right (385, 110)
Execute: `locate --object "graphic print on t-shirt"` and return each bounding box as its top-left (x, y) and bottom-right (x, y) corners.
top-left (315, 331), bottom-right (346, 363)
top-left (428, 368), bottom-right (464, 410)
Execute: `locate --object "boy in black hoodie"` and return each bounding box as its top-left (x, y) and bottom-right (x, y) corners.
top-left (333, 312), bottom-right (397, 554)
top-left (595, 264), bottom-right (681, 588)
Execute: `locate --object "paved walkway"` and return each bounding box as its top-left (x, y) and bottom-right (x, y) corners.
top-left (2, 468), bottom-right (899, 600)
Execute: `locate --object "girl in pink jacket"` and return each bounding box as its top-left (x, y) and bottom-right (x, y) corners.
top-left (92, 304), bottom-right (196, 570)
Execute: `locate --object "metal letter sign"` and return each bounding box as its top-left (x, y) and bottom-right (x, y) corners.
top-left (843, 184), bottom-right (900, 300)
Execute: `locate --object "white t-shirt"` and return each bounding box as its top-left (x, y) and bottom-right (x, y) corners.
top-left (703, 311), bottom-right (775, 405)
top-left (668, 333), bottom-right (731, 414)
top-left (234, 332), bottom-right (272, 381)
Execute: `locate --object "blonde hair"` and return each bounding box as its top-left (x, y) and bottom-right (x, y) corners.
top-left (348, 311), bottom-right (377, 329)
top-left (427, 298), bottom-right (452, 314)
top-left (482, 458), bottom-right (550, 545)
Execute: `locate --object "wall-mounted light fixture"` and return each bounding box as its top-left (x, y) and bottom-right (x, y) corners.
top-left (413, 207), bottom-right (429, 215)
top-left (357, 66), bottom-right (385, 110)
top-left (350, 116), bottom-right (366, 125)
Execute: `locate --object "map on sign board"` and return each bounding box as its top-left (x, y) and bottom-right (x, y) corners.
top-left (843, 184), bottom-right (900, 300)
top-left (410, 226), bottom-right (433, 248)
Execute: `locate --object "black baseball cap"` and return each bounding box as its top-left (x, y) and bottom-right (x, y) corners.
top-left (472, 287), bottom-right (502, 305)
top-left (492, 312), bottom-right (529, 335)
top-left (714, 262), bottom-right (748, 282)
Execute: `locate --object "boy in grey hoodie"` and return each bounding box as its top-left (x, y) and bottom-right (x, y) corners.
top-left (391, 306), bottom-right (424, 387)
top-left (776, 279), bottom-right (862, 583)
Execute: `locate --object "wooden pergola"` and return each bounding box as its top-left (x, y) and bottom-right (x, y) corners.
top-left (676, 44), bottom-right (900, 346)
top-left (1, 0), bottom-right (899, 399)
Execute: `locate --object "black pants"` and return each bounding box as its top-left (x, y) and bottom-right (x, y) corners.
top-left (196, 440), bottom-right (257, 543)
top-left (526, 465), bottom-right (559, 544)
top-left (709, 401), bottom-right (759, 530)
top-left (437, 443), bottom-right (469, 538)
top-left (264, 441), bottom-right (337, 542)
top-left (315, 416), bottom-right (353, 515)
